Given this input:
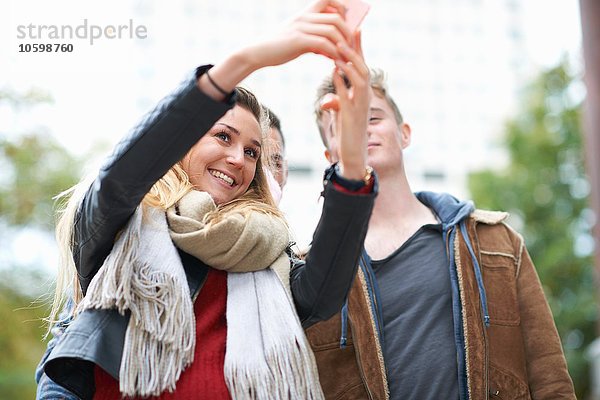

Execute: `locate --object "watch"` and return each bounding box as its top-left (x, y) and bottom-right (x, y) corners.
top-left (330, 163), bottom-right (374, 191)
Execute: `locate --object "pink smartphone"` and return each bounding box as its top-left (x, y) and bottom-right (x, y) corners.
top-left (344, 0), bottom-right (370, 32)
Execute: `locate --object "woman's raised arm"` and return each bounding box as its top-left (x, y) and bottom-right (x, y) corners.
top-left (199, 0), bottom-right (353, 100)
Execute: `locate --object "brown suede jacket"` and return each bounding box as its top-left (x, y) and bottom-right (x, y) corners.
top-left (306, 208), bottom-right (575, 400)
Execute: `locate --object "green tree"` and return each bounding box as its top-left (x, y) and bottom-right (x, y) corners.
top-left (0, 268), bottom-right (49, 400)
top-left (468, 60), bottom-right (596, 397)
top-left (0, 134), bottom-right (82, 229)
top-left (0, 89), bottom-right (83, 399)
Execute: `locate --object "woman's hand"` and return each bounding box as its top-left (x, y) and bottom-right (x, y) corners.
top-left (199, 0), bottom-right (353, 100)
top-left (332, 31), bottom-right (371, 180)
top-left (244, 0), bottom-right (353, 68)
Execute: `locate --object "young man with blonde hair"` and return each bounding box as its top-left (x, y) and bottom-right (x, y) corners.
top-left (306, 68), bottom-right (576, 399)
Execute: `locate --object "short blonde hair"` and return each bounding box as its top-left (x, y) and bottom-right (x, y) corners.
top-left (314, 68), bottom-right (404, 147)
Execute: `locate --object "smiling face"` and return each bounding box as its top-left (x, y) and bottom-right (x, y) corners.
top-left (362, 94), bottom-right (411, 174)
top-left (321, 91), bottom-right (411, 177)
top-left (181, 105), bottom-right (262, 205)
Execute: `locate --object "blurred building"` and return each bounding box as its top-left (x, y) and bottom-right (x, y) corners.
top-left (122, 0), bottom-right (529, 247)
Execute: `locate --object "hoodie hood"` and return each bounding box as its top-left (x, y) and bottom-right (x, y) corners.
top-left (415, 191), bottom-right (475, 228)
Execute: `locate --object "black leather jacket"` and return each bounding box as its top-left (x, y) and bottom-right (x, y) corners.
top-left (44, 66), bottom-right (376, 399)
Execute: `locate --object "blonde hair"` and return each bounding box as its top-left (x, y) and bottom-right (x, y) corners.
top-left (314, 68), bottom-right (404, 147)
top-left (47, 86), bottom-right (285, 332)
top-left (47, 176), bottom-right (94, 333)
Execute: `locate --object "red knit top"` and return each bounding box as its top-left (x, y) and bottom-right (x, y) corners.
top-left (93, 269), bottom-right (230, 400)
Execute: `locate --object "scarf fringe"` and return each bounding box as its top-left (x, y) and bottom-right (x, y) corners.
top-left (264, 341), bottom-right (323, 399)
top-left (120, 319), bottom-right (194, 397)
top-left (224, 363), bottom-right (275, 400)
top-left (78, 207), bottom-right (195, 397)
top-left (79, 193), bottom-right (321, 398)
top-left (225, 270), bottom-right (324, 400)
top-left (259, 274), bottom-right (323, 400)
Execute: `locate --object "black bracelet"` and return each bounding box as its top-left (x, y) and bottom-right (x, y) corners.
top-left (205, 69), bottom-right (230, 96)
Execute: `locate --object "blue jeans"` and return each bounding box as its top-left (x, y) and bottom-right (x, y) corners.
top-left (35, 299), bottom-right (78, 400)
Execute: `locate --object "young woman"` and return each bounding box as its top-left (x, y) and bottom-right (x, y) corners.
top-left (40, 1), bottom-right (375, 398)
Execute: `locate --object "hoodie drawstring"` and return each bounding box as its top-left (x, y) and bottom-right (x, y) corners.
top-left (459, 221), bottom-right (491, 327)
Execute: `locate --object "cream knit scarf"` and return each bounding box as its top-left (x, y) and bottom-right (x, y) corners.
top-left (78, 190), bottom-right (323, 399)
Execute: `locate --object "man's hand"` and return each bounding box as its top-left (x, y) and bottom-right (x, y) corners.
top-left (332, 31), bottom-right (371, 180)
